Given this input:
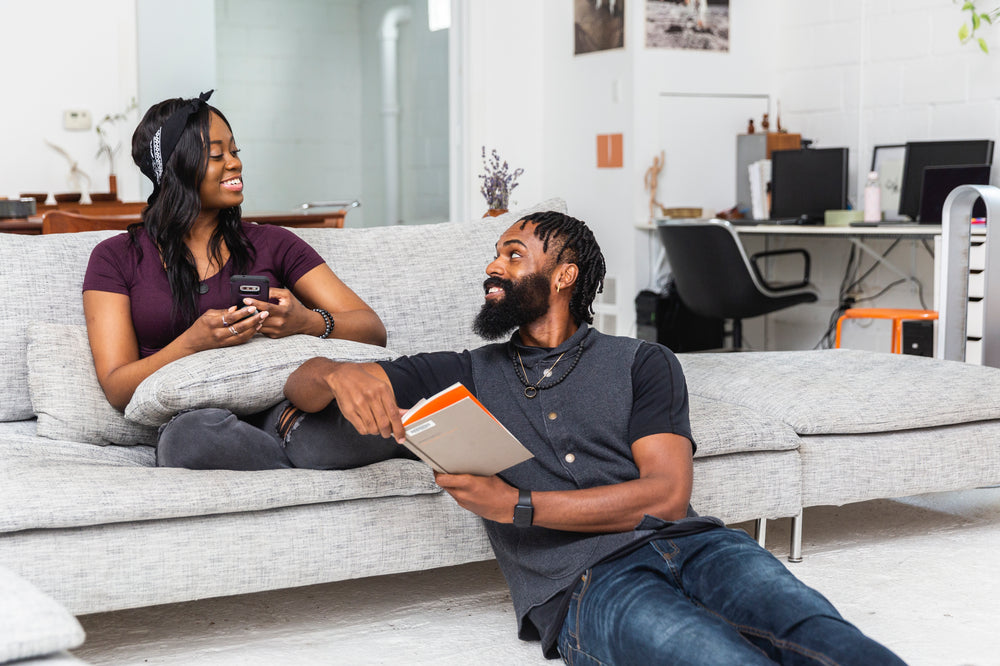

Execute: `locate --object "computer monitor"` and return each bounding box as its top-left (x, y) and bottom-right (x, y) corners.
top-left (898, 140), bottom-right (994, 221)
top-left (917, 164), bottom-right (990, 223)
top-left (770, 147), bottom-right (848, 222)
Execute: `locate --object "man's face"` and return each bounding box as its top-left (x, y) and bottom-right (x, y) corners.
top-left (473, 222), bottom-right (555, 340)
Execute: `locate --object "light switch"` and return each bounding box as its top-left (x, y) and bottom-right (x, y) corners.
top-left (63, 110), bottom-right (92, 131)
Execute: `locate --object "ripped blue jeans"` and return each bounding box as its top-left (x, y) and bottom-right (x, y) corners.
top-left (156, 400), bottom-right (415, 470)
top-left (558, 528), bottom-right (905, 665)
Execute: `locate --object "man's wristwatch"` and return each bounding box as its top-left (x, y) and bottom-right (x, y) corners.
top-left (513, 489), bottom-right (533, 527)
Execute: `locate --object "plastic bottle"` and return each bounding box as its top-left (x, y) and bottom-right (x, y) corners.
top-left (863, 171), bottom-right (881, 222)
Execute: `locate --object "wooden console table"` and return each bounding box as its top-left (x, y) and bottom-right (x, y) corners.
top-left (1, 204), bottom-right (347, 235)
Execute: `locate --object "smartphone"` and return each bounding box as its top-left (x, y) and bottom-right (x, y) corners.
top-left (230, 275), bottom-right (270, 308)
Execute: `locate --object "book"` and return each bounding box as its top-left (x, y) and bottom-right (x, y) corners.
top-left (749, 158), bottom-right (772, 220)
top-left (401, 382), bottom-right (534, 475)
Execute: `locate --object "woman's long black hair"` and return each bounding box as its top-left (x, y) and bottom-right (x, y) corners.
top-left (130, 99), bottom-right (254, 327)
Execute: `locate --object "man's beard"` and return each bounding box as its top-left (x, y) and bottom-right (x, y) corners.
top-left (473, 272), bottom-right (551, 340)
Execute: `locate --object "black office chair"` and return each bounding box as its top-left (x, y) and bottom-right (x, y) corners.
top-left (655, 218), bottom-right (819, 349)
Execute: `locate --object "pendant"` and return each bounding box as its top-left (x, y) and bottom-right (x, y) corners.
top-left (198, 282), bottom-right (209, 294)
top-left (524, 386), bottom-right (537, 399)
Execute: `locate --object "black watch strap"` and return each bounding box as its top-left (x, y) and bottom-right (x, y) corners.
top-left (513, 488), bottom-right (533, 527)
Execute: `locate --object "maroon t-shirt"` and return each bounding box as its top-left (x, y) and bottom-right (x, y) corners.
top-left (83, 222), bottom-right (325, 357)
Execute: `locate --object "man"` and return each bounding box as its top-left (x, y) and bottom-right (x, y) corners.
top-left (284, 211), bottom-right (904, 664)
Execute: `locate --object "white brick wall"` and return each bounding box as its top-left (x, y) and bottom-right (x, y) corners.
top-left (775, 0), bottom-right (1000, 202)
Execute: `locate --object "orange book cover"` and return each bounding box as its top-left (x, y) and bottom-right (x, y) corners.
top-left (400, 383), bottom-right (533, 476)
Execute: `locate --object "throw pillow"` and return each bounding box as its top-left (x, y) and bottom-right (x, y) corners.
top-left (126, 334), bottom-right (395, 426)
top-left (0, 564), bottom-right (85, 663)
top-left (26, 323), bottom-right (158, 446)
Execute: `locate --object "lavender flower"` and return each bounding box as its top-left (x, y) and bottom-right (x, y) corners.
top-left (479, 146), bottom-right (524, 211)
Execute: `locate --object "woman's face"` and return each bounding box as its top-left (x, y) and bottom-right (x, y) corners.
top-left (199, 111), bottom-right (244, 212)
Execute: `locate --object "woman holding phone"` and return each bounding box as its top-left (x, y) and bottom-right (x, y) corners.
top-left (82, 91), bottom-right (387, 469)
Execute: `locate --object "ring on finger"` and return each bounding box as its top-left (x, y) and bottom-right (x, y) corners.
top-left (228, 326), bottom-right (238, 336)
top-left (221, 315), bottom-right (229, 326)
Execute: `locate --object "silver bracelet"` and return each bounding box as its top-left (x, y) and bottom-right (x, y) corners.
top-left (313, 308), bottom-right (334, 339)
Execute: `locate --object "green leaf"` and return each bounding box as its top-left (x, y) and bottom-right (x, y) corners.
top-left (962, 1), bottom-right (976, 10)
top-left (979, 36), bottom-right (989, 52)
top-left (982, 13), bottom-right (994, 24)
top-left (959, 23), bottom-right (971, 40)
top-left (973, 12), bottom-right (981, 29)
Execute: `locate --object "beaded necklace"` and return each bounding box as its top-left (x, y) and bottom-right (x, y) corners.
top-left (511, 340), bottom-right (585, 398)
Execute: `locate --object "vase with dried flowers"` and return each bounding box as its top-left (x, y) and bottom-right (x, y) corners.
top-left (479, 146), bottom-right (524, 217)
top-left (95, 98), bottom-right (138, 200)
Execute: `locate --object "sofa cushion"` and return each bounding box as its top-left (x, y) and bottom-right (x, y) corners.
top-left (0, 440), bottom-right (439, 533)
top-left (0, 563), bottom-right (85, 663)
top-left (292, 198), bottom-right (568, 356)
top-left (126, 334), bottom-right (394, 426)
top-left (0, 230), bottom-right (119, 422)
top-left (680, 349), bottom-right (1000, 435)
top-left (27, 323), bottom-right (158, 446)
top-left (688, 394), bottom-right (800, 457)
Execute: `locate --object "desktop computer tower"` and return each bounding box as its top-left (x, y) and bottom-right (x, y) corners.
top-left (635, 288), bottom-right (724, 352)
top-left (901, 320), bottom-right (934, 357)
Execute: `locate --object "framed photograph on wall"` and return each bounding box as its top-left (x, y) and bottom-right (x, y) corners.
top-left (574, 0), bottom-right (625, 55)
top-left (646, 0), bottom-right (730, 51)
top-left (871, 144), bottom-right (907, 219)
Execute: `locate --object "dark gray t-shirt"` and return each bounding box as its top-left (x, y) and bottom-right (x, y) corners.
top-left (379, 325), bottom-right (722, 658)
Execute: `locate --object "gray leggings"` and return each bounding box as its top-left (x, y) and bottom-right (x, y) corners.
top-left (156, 399), bottom-right (417, 470)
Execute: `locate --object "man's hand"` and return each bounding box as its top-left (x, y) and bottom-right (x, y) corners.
top-left (284, 358), bottom-right (405, 442)
top-left (434, 472), bottom-right (518, 523)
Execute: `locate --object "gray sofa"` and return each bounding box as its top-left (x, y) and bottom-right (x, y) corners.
top-left (3, 197), bottom-right (1000, 631)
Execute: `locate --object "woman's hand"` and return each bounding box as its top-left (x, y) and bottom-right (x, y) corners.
top-left (244, 287), bottom-right (320, 338)
top-left (180, 305), bottom-right (269, 351)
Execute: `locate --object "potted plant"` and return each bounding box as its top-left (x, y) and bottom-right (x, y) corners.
top-left (94, 98), bottom-right (138, 200)
top-left (957, 0), bottom-right (999, 52)
top-left (479, 146), bottom-right (524, 216)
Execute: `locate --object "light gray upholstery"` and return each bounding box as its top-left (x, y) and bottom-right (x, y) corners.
top-left (4, 195), bottom-right (1000, 621)
top-left (27, 323), bottom-right (158, 445)
top-left (680, 349), bottom-right (1000, 434)
top-left (0, 564), bottom-right (85, 663)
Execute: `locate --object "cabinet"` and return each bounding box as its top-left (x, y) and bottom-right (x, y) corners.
top-left (934, 230), bottom-right (987, 364)
top-left (735, 133), bottom-right (802, 213)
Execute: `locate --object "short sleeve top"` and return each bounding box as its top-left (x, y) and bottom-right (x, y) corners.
top-left (82, 222), bottom-right (325, 357)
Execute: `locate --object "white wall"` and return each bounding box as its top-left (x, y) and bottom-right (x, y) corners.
top-left (462, 0), bottom-right (547, 219)
top-left (468, 0), bottom-right (777, 336)
top-left (0, 0), bottom-right (140, 203)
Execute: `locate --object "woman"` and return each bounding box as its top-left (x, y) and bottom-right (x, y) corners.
top-left (83, 91), bottom-right (389, 470)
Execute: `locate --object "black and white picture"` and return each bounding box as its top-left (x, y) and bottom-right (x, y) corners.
top-left (575, 0), bottom-right (625, 55)
top-left (646, 0), bottom-right (730, 52)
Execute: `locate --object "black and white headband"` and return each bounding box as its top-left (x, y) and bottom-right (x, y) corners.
top-left (139, 90), bottom-right (214, 189)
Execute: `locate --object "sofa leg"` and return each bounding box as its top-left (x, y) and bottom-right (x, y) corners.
top-left (754, 518), bottom-right (767, 547)
top-left (788, 510), bottom-right (803, 563)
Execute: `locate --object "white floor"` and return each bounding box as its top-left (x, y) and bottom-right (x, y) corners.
top-left (74, 488), bottom-right (1000, 666)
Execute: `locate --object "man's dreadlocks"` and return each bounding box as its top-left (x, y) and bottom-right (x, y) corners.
top-left (517, 211), bottom-right (605, 325)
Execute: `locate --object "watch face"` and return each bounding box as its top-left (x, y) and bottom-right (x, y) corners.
top-left (514, 503), bottom-right (533, 527)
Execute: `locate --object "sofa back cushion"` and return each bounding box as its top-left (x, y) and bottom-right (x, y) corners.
top-left (292, 198), bottom-right (566, 356)
top-left (1, 199), bottom-right (566, 422)
top-left (0, 230), bottom-right (118, 421)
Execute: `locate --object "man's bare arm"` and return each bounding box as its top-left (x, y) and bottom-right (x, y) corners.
top-left (435, 432), bottom-right (693, 532)
top-left (283, 357), bottom-right (406, 442)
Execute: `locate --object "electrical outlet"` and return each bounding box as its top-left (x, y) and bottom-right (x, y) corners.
top-left (63, 109), bottom-right (92, 131)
